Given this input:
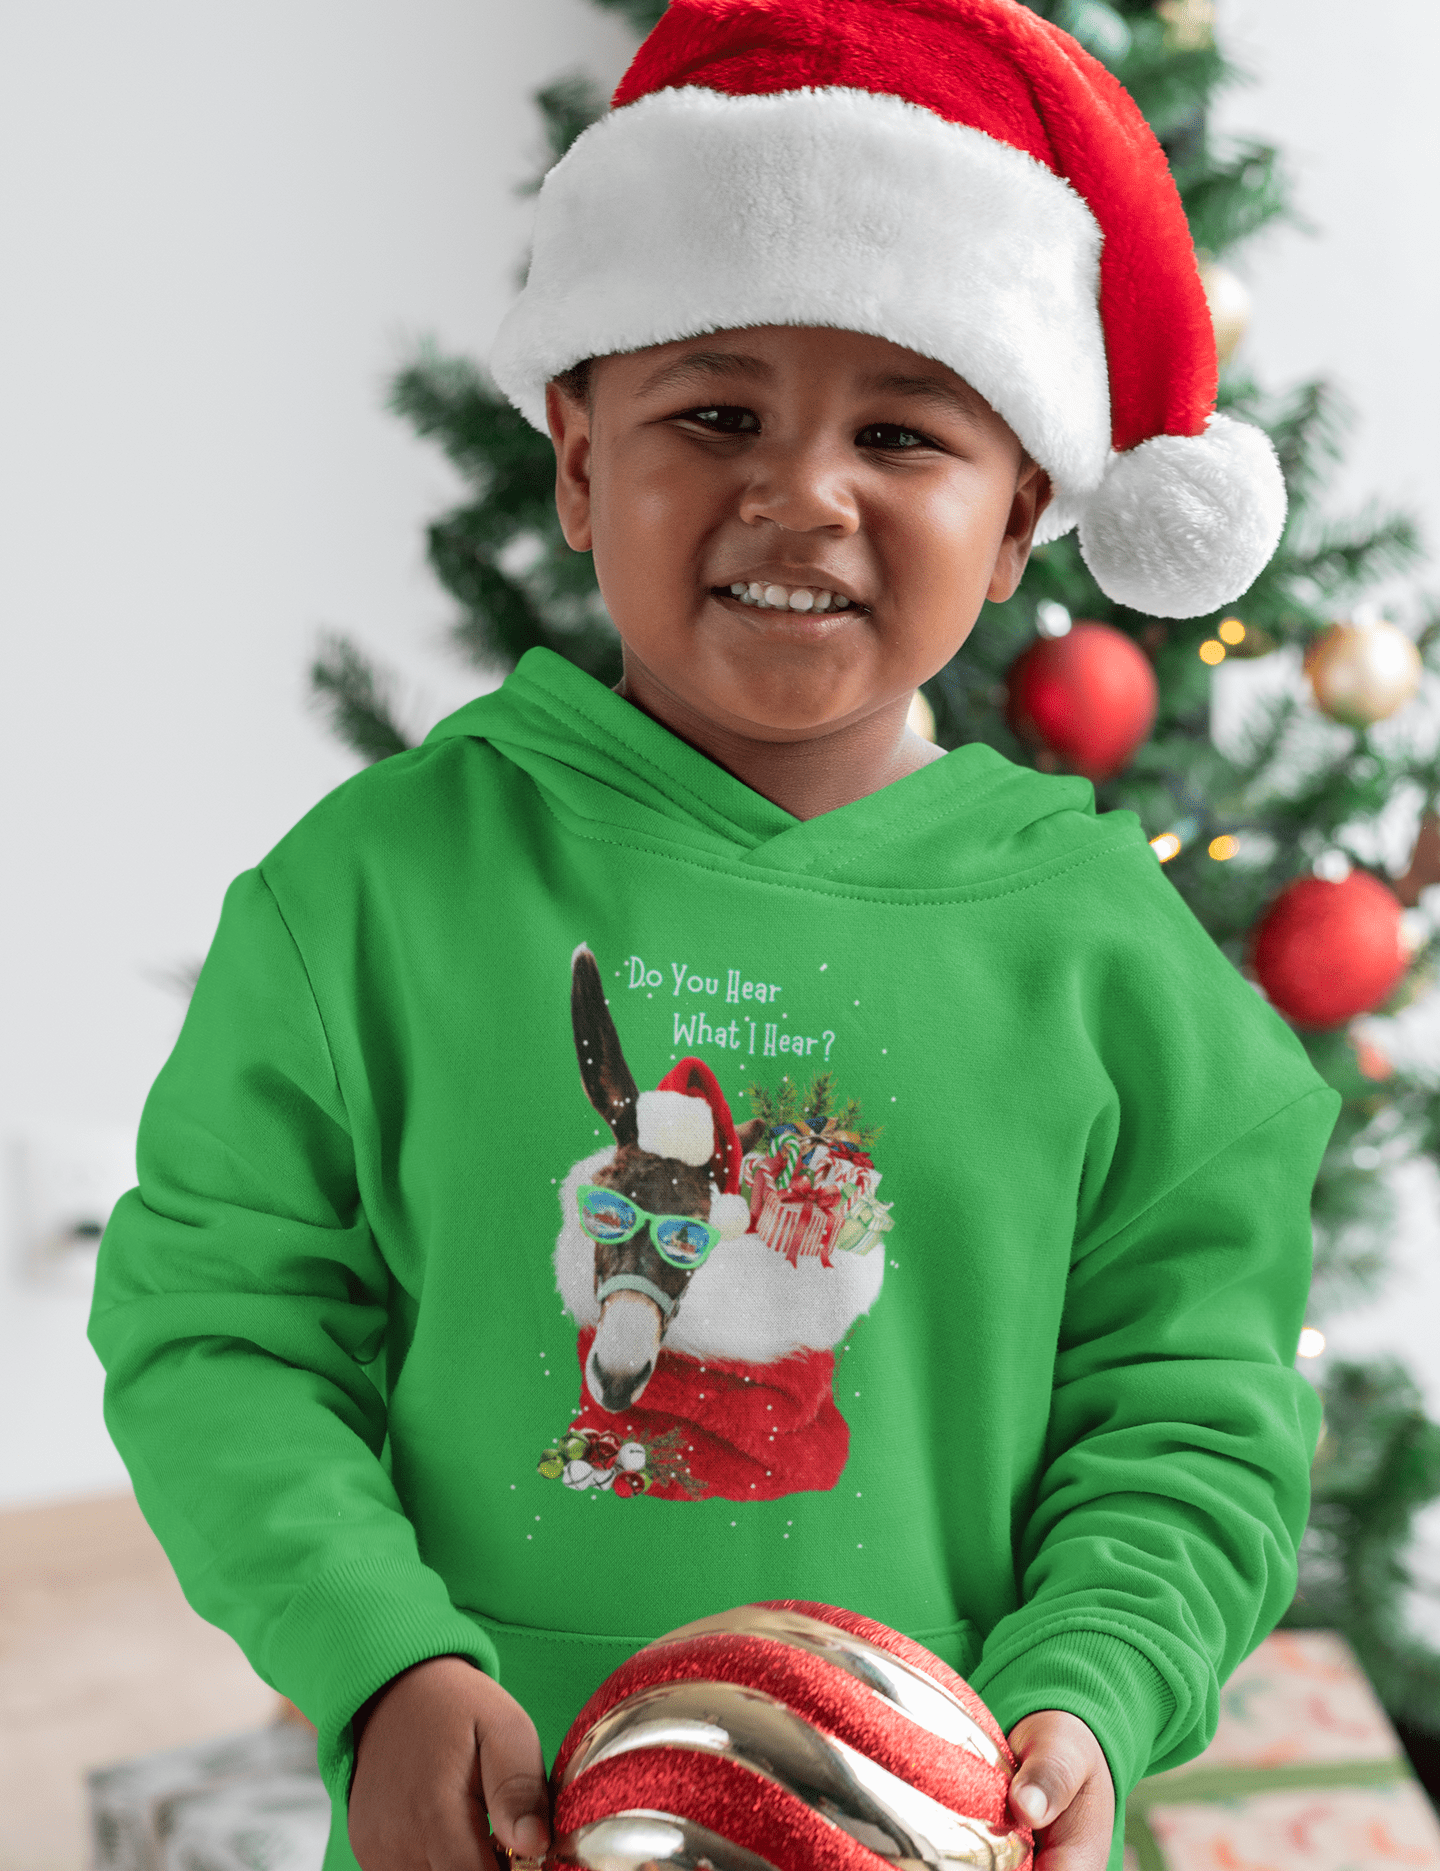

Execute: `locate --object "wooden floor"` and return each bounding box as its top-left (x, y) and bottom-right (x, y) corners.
top-left (0, 1492), bottom-right (276, 1871)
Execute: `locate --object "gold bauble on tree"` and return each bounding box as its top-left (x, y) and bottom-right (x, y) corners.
top-left (1156, 0), bottom-right (1215, 52)
top-left (1304, 617), bottom-right (1423, 727)
top-left (1200, 261), bottom-right (1251, 368)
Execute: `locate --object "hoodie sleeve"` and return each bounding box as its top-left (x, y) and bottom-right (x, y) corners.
top-left (968, 1083), bottom-right (1335, 1798)
top-left (88, 868), bottom-right (498, 1801)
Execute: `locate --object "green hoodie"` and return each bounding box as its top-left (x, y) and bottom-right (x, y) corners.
top-left (91, 648), bottom-right (1336, 1869)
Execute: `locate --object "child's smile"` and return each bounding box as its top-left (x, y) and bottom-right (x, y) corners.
top-left (546, 325), bottom-right (1051, 819)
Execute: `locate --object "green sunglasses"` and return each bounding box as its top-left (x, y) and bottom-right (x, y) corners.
top-left (576, 1183), bottom-right (720, 1270)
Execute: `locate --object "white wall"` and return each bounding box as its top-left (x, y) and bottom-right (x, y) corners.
top-left (1216, 0), bottom-right (1440, 565)
top-left (0, 0), bottom-right (636, 1505)
top-left (3, 1), bottom-right (1439, 1506)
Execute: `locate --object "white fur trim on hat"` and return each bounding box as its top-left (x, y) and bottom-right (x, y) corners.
top-left (491, 85), bottom-right (1111, 502)
top-left (709, 1190), bottom-right (752, 1238)
top-left (636, 1088), bottom-right (714, 1165)
top-left (1077, 414), bottom-right (1288, 618)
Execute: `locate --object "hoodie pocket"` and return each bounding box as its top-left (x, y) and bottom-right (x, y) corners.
top-left (905, 1617), bottom-right (980, 1680)
top-left (465, 1608), bottom-right (983, 1765)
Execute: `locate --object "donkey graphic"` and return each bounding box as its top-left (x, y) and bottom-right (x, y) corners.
top-left (564, 944), bottom-right (763, 1412)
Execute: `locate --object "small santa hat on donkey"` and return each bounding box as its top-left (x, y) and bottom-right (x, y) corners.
top-left (492, 0), bottom-right (1286, 620)
top-left (638, 1058), bottom-right (752, 1238)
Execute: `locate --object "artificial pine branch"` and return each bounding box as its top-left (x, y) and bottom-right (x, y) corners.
top-left (309, 634), bottom-right (415, 765)
top-left (1288, 1360), bottom-right (1440, 1732)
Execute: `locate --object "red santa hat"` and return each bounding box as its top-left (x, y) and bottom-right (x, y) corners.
top-left (490, 0), bottom-right (1286, 621)
top-left (637, 1057), bottom-right (751, 1235)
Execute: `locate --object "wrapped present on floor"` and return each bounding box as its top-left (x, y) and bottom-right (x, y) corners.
top-left (742, 1128), bottom-right (892, 1266)
top-left (1125, 1629), bottom-right (1440, 1869)
top-left (89, 1720), bottom-right (328, 1871)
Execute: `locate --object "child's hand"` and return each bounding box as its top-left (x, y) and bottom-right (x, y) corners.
top-left (349, 1655), bottom-right (551, 1871)
top-left (1006, 1710), bottom-right (1115, 1870)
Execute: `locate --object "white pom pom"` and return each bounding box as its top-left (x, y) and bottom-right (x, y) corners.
top-left (636, 1089), bottom-right (714, 1165)
top-left (709, 1191), bottom-right (752, 1238)
top-left (1077, 414), bottom-right (1287, 619)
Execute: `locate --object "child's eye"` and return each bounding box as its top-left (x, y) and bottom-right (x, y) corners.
top-left (857, 423), bottom-right (933, 450)
top-left (681, 405), bottom-right (761, 434)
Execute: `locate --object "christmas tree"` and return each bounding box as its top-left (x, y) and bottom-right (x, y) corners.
top-left (311, 0), bottom-right (1440, 1739)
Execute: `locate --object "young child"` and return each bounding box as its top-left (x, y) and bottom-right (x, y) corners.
top-left (90, 5), bottom-right (1337, 1870)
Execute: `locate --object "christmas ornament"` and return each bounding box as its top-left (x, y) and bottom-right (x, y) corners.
top-left (1156, 0), bottom-right (1215, 52)
top-left (1349, 1034), bottom-right (1394, 1083)
top-left (1304, 618), bottom-right (1423, 727)
top-left (1006, 622), bottom-right (1158, 782)
top-left (547, 1602), bottom-right (1032, 1871)
top-left (1200, 261), bottom-right (1251, 368)
top-left (1250, 872), bottom-right (1410, 1029)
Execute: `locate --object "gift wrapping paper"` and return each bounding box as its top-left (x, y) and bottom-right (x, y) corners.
top-left (1125, 1629), bottom-right (1440, 1869)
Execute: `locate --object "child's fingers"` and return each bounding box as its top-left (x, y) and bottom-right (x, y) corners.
top-left (1006, 1709), bottom-right (1115, 1871)
top-left (348, 1656), bottom-right (548, 1871)
top-left (475, 1691), bottom-right (551, 1860)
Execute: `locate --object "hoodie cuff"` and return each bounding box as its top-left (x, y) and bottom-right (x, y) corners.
top-left (265, 1554), bottom-right (502, 1800)
top-left (971, 1630), bottom-right (1176, 1796)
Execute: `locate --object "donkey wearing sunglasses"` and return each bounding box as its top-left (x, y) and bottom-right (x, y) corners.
top-left (565, 944), bottom-right (762, 1413)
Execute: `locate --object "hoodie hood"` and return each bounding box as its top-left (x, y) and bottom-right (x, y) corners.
top-left (425, 649), bottom-right (1144, 896)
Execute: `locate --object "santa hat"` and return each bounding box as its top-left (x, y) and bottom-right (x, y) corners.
top-left (637, 1057), bottom-right (751, 1236)
top-left (490, 0), bottom-right (1286, 621)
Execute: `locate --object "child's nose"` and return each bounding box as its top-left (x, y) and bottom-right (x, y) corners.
top-left (737, 443), bottom-right (860, 534)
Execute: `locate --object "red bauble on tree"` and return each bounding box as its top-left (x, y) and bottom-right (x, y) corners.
top-left (1006, 622), bottom-right (1158, 782)
top-left (1250, 872), bottom-right (1410, 1029)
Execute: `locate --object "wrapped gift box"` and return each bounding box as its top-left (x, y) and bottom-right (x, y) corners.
top-left (89, 1720), bottom-right (328, 1871)
top-left (1125, 1629), bottom-right (1440, 1869)
top-left (743, 1139), bottom-right (892, 1266)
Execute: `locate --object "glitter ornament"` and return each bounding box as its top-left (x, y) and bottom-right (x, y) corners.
top-left (547, 1602), bottom-right (1031, 1871)
top-left (1200, 261), bottom-right (1251, 368)
top-left (1006, 622), bottom-right (1158, 782)
top-left (1305, 619), bottom-right (1423, 728)
top-left (1250, 872), bottom-right (1410, 1029)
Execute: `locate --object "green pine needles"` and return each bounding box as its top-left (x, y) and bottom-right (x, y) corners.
top-left (747, 1072), bottom-right (881, 1151)
top-left (310, 0), bottom-right (1440, 1735)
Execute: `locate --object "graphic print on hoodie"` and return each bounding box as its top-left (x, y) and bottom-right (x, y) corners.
top-left (537, 944), bottom-right (894, 1503)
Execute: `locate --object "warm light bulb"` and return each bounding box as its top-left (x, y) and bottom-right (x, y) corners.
top-left (1198, 640), bottom-right (1226, 666)
top-left (1150, 832), bottom-right (1182, 863)
top-left (1208, 835), bottom-right (1239, 861)
top-left (1297, 1326), bottom-right (1327, 1360)
top-left (1218, 617), bottom-right (1247, 646)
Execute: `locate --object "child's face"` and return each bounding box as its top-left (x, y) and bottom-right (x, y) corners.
top-left (546, 325), bottom-right (1050, 744)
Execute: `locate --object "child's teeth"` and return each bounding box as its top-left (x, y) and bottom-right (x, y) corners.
top-left (725, 581), bottom-right (859, 612)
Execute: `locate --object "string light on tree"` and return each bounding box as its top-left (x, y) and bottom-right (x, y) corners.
top-left (906, 690), bottom-right (936, 742)
top-left (1305, 614), bottom-right (1423, 727)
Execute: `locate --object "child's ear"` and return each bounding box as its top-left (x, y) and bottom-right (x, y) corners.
top-left (546, 381), bottom-right (595, 553)
top-left (987, 463), bottom-right (1053, 605)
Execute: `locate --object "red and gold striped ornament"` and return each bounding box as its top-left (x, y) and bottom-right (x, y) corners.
top-left (547, 1602), bottom-right (1031, 1871)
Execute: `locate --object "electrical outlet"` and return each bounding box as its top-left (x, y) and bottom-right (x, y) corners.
top-left (8, 1126), bottom-right (136, 1284)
